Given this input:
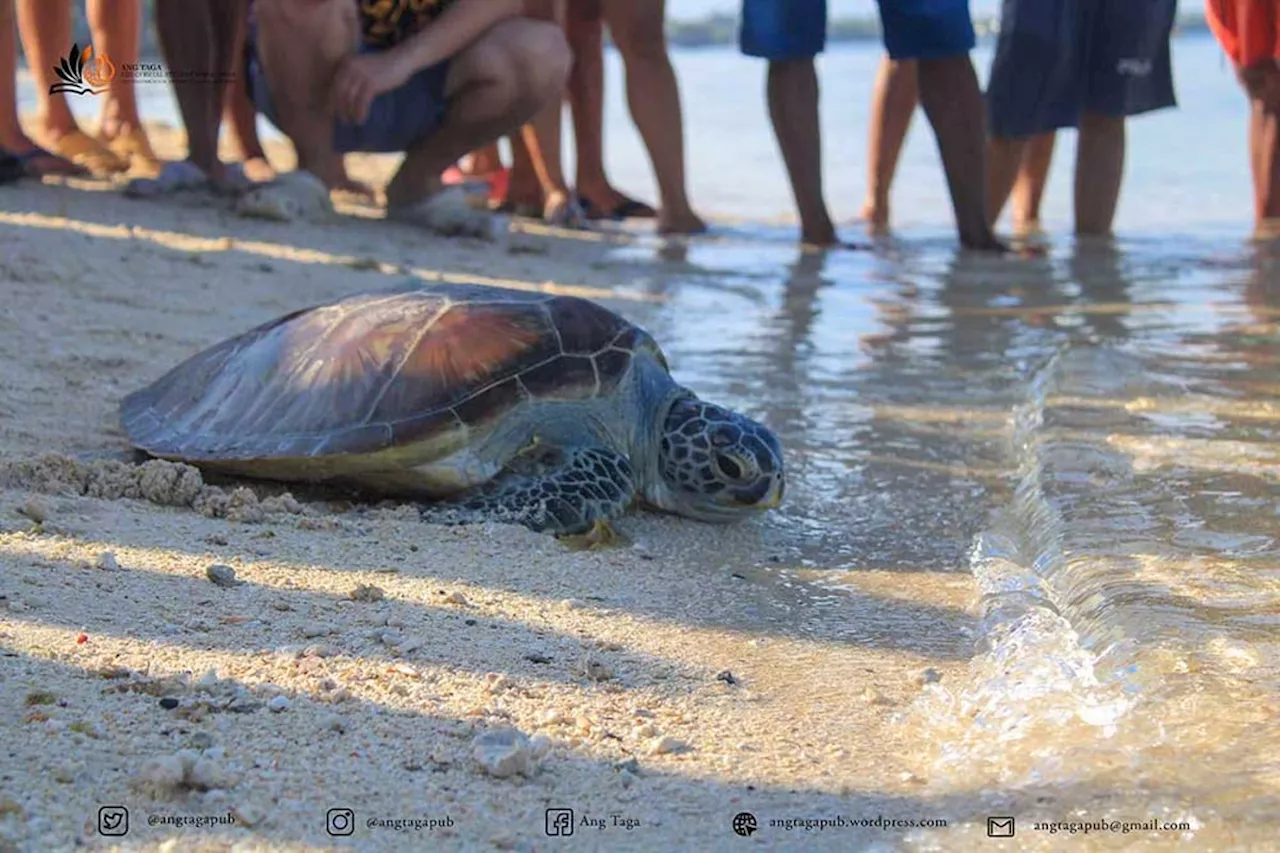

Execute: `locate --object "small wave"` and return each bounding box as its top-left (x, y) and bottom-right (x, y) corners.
top-left (905, 348), bottom-right (1138, 792)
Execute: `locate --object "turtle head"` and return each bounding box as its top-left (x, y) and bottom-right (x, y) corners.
top-left (649, 393), bottom-right (785, 523)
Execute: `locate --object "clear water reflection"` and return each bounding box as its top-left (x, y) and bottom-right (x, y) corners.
top-left (594, 228), bottom-right (1280, 845)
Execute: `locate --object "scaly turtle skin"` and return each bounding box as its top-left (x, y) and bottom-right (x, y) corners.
top-left (120, 283), bottom-right (785, 535)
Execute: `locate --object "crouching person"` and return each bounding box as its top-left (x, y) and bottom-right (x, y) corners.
top-left (246, 0), bottom-right (570, 237)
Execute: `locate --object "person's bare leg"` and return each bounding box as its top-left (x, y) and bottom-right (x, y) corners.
top-left (1074, 111), bottom-right (1125, 236)
top-left (566, 0), bottom-right (604, 193)
top-left (15, 0), bottom-right (78, 140)
top-left (87, 0), bottom-right (151, 159)
top-left (1010, 131), bottom-right (1055, 231)
top-left (387, 19), bottom-right (571, 209)
top-left (0, 0), bottom-right (25, 152)
top-left (860, 55), bottom-right (917, 231)
top-left (253, 0), bottom-right (358, 189)
top-left (985, 134), bottom-right (1027, 229)
top-left (154, 0), bottom-right (244, 183)
top-left (916, 55), bottom-right (1003, 250)
top-left (505, 132), bottom-right (544, 209)
top-left (567, 0), bottom-right (647, 216)
top-left (1251, 93), bottom-right (1264, 218)
top-left (0, 0), bottom-right (81, 173)
top-left (1251, 98), bottom-right (1280, 224)
top-left (222, 5), bottom-right (276, 183)
top-left (766, 59), bottom-right (833, 246)
top-left (16, 0), bottom-right (132, 173)
top-left (520, 119), bottom-right (579, 222)
top-left (601, 0), bottom-right (703, 233)
top-left (506, 0), bottom-right (578, 222)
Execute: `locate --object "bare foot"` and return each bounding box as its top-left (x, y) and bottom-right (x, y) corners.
top-left (859, 199), bottom-right (891, 235)
top-left (331, 175), bottom-right (377, 203)
top-left (503, 171), bottom-right (544, 213)
top-left (800, 229), bottom-right (839, 248)
top-left (1011, 215), bottom-right (1045, 238)
top-left (542, 191), bottom-right (590, 229)
top-left (657, 209), bottom-right (708, 235)
top-left (459, 147), bottom-right (503, 178)
top-left (240, 156), bottom-right (277, 184)
top-left (798, 211), bottom-right (839, 247)
top-left (99, 124), bottom-right (162, 176)
top-left (960, 229), bottom-right (1011, 254)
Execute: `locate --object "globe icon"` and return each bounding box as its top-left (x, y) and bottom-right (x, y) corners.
top-left (732, 812), bottom-right (758, 836)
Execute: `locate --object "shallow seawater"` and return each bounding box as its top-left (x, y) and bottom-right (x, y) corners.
top-left (595, 227), bottom-right (1280, 846)
top-left (605, 228), bottom-right (1023, 572)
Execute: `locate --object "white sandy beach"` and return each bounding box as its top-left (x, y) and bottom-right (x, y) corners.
top-left (0, 128), bottom-right (979, 852)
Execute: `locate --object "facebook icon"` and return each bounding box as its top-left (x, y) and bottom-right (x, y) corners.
top-left (545, 808), bottom-right (575, 837)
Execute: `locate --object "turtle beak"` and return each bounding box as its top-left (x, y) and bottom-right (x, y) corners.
top-left (733, 477), bottom-right (784, 510)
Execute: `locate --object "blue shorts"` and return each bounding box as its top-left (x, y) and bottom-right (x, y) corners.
top-left (875, 0), bottom-right (976, 61)
top-left (246, 33), bottom-right (451, 154)
top-left (739, 0), bottom-right (827, 61)
top-left (987, 0), bottom-right (1177, 138)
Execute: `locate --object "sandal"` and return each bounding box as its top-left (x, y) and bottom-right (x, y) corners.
top-left (579, 195), bottom-right (657, 221)
top-left (490, 198), bottom-right (542, 218)
top-left (8, 145), bottom-right (88, 178)
top-left (444, 164), bottom-right (510, 205)
top-left (45, 129), bottom-right (129, 176)
top-left (542, 194), bottom-right (592, 231)
top-left (101, 126), bottom-right (162, 176)
top-left (0, 153), bottom-right (21, 185)
top-left (123, 160), bottom-right (250, 199)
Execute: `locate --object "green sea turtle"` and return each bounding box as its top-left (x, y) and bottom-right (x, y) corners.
top-left (119, 283), bottom-right (785, 536)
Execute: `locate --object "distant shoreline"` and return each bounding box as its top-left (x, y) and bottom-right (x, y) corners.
top-left (665, 13), bottom-right (1211, 48)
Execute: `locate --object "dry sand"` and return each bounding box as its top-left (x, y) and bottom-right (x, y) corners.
top-left (0, 128), bottom-right (977, 852)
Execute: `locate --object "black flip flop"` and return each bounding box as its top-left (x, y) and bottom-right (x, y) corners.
top-left (0, 153), bottom-right (22, 185)
top-left (580, 195), bottom-right (657, 221)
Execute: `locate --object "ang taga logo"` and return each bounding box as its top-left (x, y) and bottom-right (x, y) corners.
top-left (50, 43), bottom-right (115, 96)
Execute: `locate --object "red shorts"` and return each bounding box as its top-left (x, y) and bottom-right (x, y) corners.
top-left (1206, 0), bottom-right (1280, 68)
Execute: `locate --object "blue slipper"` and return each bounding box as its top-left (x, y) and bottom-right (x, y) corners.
top-left (10, 145), bottom-right (89, 178)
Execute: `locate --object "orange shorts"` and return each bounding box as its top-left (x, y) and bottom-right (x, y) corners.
top-left (1206, 0), bottom-right (1280, 68)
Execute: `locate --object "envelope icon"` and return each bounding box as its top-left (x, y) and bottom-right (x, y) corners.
top-left (987, 816), bottom-right (1015, 837)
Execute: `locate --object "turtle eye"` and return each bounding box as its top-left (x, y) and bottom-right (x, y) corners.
top-left (714, 452), bottom-right (743, 480)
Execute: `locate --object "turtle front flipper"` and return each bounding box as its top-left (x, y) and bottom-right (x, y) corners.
top-left (421, 446), bottom-right (636, 537)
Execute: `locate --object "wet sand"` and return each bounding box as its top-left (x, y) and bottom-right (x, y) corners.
top-left (0, 129), bottom-right (977, 852)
